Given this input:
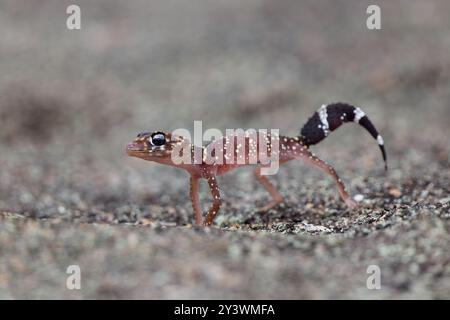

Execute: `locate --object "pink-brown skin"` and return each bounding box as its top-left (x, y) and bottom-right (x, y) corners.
top-left (126, 131), bottom-right (356, 226)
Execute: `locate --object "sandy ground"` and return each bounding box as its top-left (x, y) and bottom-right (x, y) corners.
top-left (0, 0), bottom-right (449, 299)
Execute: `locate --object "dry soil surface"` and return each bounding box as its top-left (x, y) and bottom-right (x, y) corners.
top-left (0, 0), bottom-right (449, 299)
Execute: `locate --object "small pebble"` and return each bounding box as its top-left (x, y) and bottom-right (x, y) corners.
top-left (388, 187), bottom-right (402, 198)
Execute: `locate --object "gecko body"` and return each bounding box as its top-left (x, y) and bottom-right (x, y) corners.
top-left (127, 103), bottom-right (387, 226)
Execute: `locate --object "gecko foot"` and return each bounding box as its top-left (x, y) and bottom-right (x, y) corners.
top-left (256, 200), bottom-right (283, 213)
top-left (344, 197), bottom-right (358, 209)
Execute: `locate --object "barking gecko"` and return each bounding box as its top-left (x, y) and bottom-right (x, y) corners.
top-left (126, 103), bottom-right (387, 226)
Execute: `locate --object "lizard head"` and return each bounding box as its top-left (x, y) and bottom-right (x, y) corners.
top-left (126, 131), bottom-right (181, 162)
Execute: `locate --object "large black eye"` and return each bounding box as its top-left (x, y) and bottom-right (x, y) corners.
top-left (150, 132), bottom-right (166, 146)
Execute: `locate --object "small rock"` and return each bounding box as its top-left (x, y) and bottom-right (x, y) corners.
top-left (388, 187), bottom-right (402, 198)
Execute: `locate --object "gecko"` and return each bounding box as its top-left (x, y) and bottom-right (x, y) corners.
top-left (126, 102), bottom-right (387, 226)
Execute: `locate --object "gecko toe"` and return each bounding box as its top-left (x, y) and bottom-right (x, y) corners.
top-left (256, 201), bottom-right (283, 213)
top-left (345, 198), bottom-right (358, 209)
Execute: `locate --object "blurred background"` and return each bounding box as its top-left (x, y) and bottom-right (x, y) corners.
top-left (0, 0), bottom-right (449, 299)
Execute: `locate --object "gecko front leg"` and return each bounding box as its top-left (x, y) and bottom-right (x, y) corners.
top-left (189, 176), bottom-right (203, 225)
top-left (203, 174), bottom-right (222, 226)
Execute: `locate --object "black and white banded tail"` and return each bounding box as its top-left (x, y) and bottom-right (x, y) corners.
top-left (300, 102), bottom-right (387, 170)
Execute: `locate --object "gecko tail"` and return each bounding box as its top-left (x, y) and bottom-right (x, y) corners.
top-left (300, 102), bottom-right (388, 170)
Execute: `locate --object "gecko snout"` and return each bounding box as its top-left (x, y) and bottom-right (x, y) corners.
top-left (126, 141), bottom-right (146, 156)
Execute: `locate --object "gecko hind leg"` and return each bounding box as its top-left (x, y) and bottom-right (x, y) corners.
top-left (295, 151), bottom-right (357, 208)
top-left (254, 167), bottom-right (284, 212)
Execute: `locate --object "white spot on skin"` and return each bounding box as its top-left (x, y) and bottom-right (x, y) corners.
top-left (354, 107), bottom-right (366, 123)
top-left (377, 135), bottom-right (384, 145)
top-left (318, 104), bottom-right (330, 135)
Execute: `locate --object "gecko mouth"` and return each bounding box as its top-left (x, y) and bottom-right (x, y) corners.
top-left (126, 142), bottom-right (168, 158)
top-left (126, 142), bottom-right (146, 156)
